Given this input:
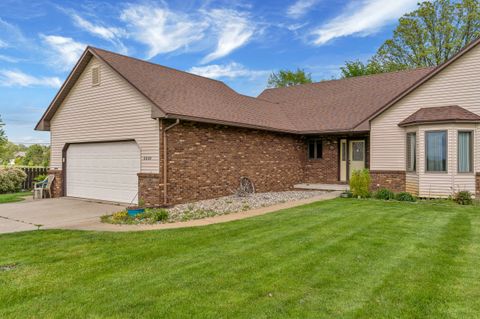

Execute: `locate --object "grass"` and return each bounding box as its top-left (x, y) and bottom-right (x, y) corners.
top-left (0, 191), bottom-right (31, 204)
top-left (1, 198), bottom-right (480, 318)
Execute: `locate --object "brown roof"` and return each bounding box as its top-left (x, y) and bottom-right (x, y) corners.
top-left (36, 37), bottom-right (480, 134)
top-left (398, 105), bottom-right (480, 127)
top-left (258, 68), bottom-right (433, 133)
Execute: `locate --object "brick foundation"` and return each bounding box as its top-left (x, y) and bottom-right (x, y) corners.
top-left (138, 173), bottom-right (161, 207)
top-left (370, 170), bottom-right (406, 193)
top-left (48, 169), bottom-right (63, 197)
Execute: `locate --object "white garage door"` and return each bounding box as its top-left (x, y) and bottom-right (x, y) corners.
top-left (66, 141), bottom-right (140, 204)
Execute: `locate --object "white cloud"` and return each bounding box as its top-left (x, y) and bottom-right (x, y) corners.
top-left (0, 70), bottom-right (61, 88)
top-left (201, 9), bottom-right (255, 64)
top-left (310, 0), bottom-right (418, 45)
top-left (0, 39), bottom-right (7, 48)
top-left (189, 62), bottom-right (268, 79)
top-left (287, 0), bottom-right (319, 19)
top-left (0, 54), bottom-right (19, 63)
top-left (120, 4), bottom-right (207, 59)
top-left (72, 14), bottom-right (124, 41)
top-left (41, 35), bottom-right (86, 70)
top-left (71, 14), bottom-right (127, 53)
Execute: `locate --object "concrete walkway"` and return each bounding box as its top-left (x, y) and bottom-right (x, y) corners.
top-left (0, 197), bottom-right (124, 234)
top-left (59, 191), bottom-right (341, 232)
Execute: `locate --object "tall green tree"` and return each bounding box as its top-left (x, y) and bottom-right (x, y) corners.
top-left (267, 69), bottom-right (313, 88)
top-left (376, 0), bottom-right (480, 68)
top-left (341, 0), bottom-right (480, 78)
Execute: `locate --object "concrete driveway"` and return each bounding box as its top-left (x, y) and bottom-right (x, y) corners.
top-left (0, 197), bottom-right (124, 234)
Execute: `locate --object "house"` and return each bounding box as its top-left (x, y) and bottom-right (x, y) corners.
top-left (36, 37), bottom-right (480, 205)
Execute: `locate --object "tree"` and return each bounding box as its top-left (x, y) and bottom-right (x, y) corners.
top-left (375, 0), bottom-right (480, 68)
top-left (267, 68), bottom-right (313, 88)
top-left (22, 144), bottom-right (49, 167)
top-left (340, 0), bottom-right (480, 77)
top-left (0, 116), bottom-right (7, 162)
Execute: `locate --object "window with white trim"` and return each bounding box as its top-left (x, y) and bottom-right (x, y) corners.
top-left (458, 131), bottom-right (473, 173)
top-left (406, 132), bottom-right (416, 172)
top-left (426, 131), bottom-right (447, 172)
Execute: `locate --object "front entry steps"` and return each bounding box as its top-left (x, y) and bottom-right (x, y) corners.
top-left (294, 183), bottom-right (349, 192)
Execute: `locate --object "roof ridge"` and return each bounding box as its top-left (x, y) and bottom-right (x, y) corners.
top-left (88, 46), bottom-right (235, 91)
top-left (258, 66), bottom-right (436, 96)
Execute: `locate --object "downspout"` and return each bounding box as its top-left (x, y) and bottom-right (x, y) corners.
top-left (162, 119), bottom-right (180, 205)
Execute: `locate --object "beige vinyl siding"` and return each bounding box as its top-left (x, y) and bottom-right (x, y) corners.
top-left (371, 44), bottom-right (480, 197)
top-left (50, 57), bottom-right (160, 173)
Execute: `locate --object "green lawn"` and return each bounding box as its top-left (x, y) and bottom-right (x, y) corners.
top-left (0, 191), bottom-right (31, 204)
top-left (1, 199), bottom-right (480, 318)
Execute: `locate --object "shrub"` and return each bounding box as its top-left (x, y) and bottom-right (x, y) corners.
top-left (453, 191), bottom-right (473, 205)
top-left (0, 168), bottom-right (27, 194)
top-left (396, 192), bottom-right (416, 202)
top-left (349, 169), bottom-right (371, 198)
top-left (374, 188), bottom-right (395, 200)
top-left (150, 209), bottom-right (169, 222)
top-left (137, 209), bottom-right (169, 223)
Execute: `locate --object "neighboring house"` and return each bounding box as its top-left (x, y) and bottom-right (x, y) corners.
top-left (8, 151), bottom-right (26, 166)
top-left (36, 38), bottom-right (480, 205)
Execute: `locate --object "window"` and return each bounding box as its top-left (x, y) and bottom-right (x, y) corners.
top-left (458, 131), bottom-right (473, 173)
top-left (308, 139), bottom-right (322, 159)
top-left (406, 132), bottom-right (416, 172)
top-left (351, 141), bottom-right (364, 161)
top-left (92, 67), bottom-right (100, 86)
top-left (426, 131), bottom-right (447, 172)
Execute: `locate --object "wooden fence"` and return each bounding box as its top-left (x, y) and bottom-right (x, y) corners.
top-left (19, 167), bottom-right (48, 190)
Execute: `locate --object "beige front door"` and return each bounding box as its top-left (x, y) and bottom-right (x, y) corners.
top-left (340, 139), bottom-right (347, 182)
top-left (349, 140), bottom-right (365, 176)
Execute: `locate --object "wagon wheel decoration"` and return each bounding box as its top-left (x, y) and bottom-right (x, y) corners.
top-left (238, 176), bottom-right (255, 196)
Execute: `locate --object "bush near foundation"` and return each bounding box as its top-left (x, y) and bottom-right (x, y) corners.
top-left (374, 188), bottom-right (395, 200)
top-left (453, 191), bottom-right (473, 205)
top-left (349, 169), bottom-right (371, 198)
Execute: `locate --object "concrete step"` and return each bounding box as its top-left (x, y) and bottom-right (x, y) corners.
top-left (294, 183), bottom-right (349, 191)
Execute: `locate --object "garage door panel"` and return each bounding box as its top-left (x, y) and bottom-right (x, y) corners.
top-left (66, 142), bottom-right (140, 204)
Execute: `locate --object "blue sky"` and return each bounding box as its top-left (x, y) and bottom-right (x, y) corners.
top-left (0, 0), bottom-right (419, 144)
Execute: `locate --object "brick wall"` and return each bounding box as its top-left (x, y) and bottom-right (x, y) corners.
top-left (161, 121), bottom-right (306, 204)
top-left (47, 169), bottom-right (63, 197)
top-left (138, 173), bottom-right (160, 207)
top-left (370, 170), bottom-right (406, 193)
top-left (303, 137), bottom-right (339, 184)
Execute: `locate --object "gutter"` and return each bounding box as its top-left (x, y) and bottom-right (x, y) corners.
top-left (162, 119), bottom-right (180, 205)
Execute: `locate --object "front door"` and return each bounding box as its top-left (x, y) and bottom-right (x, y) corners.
top-left (340, 139), bottom-right (347, 182)
top-left (349, 140), bottom-right (365, 176)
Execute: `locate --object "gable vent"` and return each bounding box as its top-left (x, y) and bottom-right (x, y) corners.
top-left (92, 67), bottom-right (100, 86)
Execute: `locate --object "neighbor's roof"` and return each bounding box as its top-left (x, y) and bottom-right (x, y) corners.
top-left (36, 37), bottom-right (480, 134)
top-left (398, 105), bottom-right (480, 127)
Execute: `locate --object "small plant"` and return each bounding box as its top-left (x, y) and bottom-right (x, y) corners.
top-left (150, 209), bottom-right (169, 222)
top-left (349, 169), bottom-right (371, 198)
top-left (111, 211), bottom-right (132, 223)
top-left (453, 191), bottom-right (473, 205)
top-left (374, 188), bottom-right (395, 200)
top-left (396, 192), bottom-right (416, 202)
top-left (34, 174), bottom-right (47, 182)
